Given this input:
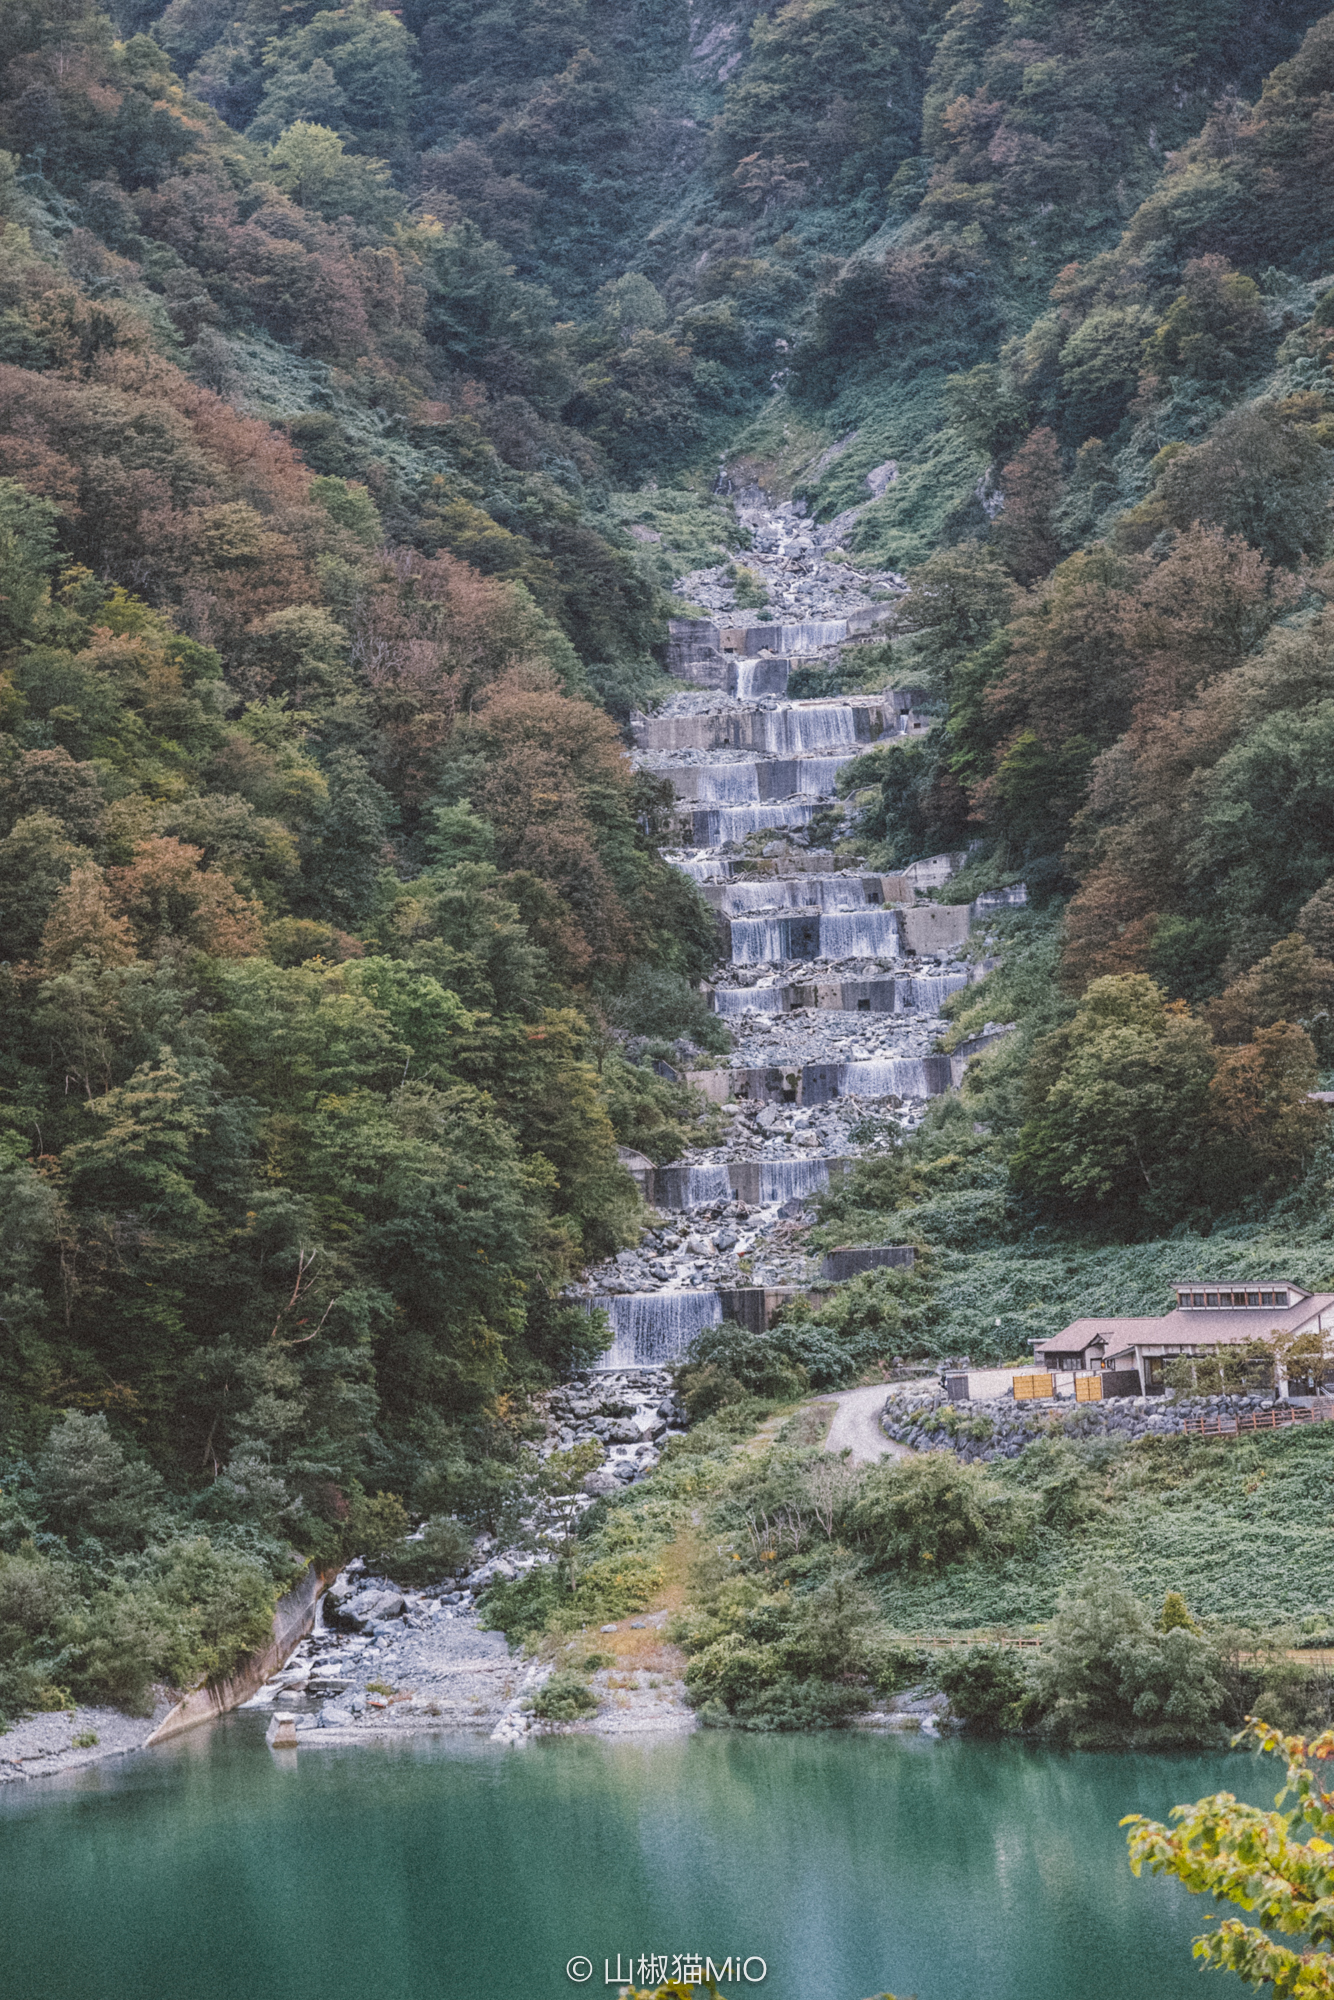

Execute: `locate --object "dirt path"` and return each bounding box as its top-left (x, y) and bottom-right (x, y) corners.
top-left (822, 1384), bottom-right (911, 1463)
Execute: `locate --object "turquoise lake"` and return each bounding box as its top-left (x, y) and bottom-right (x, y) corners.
top-left (1, 1716), bottom-right (1273, 2000)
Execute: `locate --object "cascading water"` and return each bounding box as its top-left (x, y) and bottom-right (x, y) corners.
top-left (711, 877), bottom-right (871, 915)
top-left (765, 705), bottom-right (859, 754)
top-left (818, 910), bottom-right (901, 959)
top-left (727, 917), bottom-right (791, 966)
top-left (589, 575), bottom-right (975, 1410)
top-left (690, 801), bottom-right (820, 844)
top-left (894, 973), bottom-right (972, 1013)
top-left (674, 855), bottom-right (732, 882)
top-left (595, 1289), bottom-right (723, 1368)
top-left (731, 659), bottom-right (789, 700)
top-left (653, 1162), bottom-right (733, 1209)
top-left (709, 984), bottom-right (787, 1016)
top-left (689, 763), bottom-right (761, 803)
top-left (793, 754), bottom-right (858, 794)
top-left (757, 1159), bottom-right (833, 1203)
top-left (839, 1057), bottom-right (941, 1098)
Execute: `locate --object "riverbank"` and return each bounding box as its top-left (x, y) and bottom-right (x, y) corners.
top-left (0, 1694), bottom-right (176, 1784)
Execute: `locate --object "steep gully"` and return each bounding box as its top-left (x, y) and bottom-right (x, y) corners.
top-left (567, 493), bottom-right (1023, 1385)
top-left (218, 501), bottom-right (1017, 1748)
top-left (36, 504), bottom-right (1021, 1763)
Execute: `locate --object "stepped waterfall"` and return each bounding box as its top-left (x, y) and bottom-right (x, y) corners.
top-left (579, 527), bottom-right (980, 1370)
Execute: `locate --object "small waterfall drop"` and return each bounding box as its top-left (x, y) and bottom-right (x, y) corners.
top-left (895, 973), bottom-right (971, 1013)
top-left (731, 658), bottom-right (789, 700)
top-left (765, 706), bottom-right (859, 754)
top-left (691, 762), bottom-right (761, 804)
top-left (757, 1159), bottom-right (833, 1203)
top-left (595, 1289), bottom-right (722, 1368)
top-left (653, 1162), bottom-right (733, 1209)
top-left (710, 984), bottom-right (787, 1016)
top-left (793, 754), bottom-right (858, 795)
top-left (818, 910), bottom-right (900, 959)
top-left (674, 854), bottom-right (732, 882)
top-left (693, 801), bottom-right (820, 844)
top-left (728, 917), bottom-right (791, 966)
top-left (840, 1057), bottom-right (940, 1098)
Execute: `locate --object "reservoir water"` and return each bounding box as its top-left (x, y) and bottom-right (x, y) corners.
top-left (1, 1717), bottom-right (1269, 2000)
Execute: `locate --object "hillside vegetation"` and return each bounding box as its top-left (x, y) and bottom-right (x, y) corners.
top-left (6, 0), bottom-right (1334, 1721)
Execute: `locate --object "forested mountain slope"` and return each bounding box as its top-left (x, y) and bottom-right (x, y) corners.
top-left (5, 0), bottom-right (1334, 1714)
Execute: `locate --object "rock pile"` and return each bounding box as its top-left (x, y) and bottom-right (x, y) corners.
top-left (880, 1390), bottom-right (1314, 1463)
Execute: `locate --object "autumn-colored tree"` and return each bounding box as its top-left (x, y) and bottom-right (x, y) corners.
top-left (1126, 1721), bottom-right (1334, 1997)
top-left (38, 864), bottom-right (136, 973)
top-left (106, 836), bottom-right (264, 957)
top-left (990, 427), bottom-right (1064, 584)
top-left (1209, 1022), bottom-right (1325, 1185)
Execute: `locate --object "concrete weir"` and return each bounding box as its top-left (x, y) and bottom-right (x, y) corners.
top-left (572, 516), bottom-right (1022, 1381)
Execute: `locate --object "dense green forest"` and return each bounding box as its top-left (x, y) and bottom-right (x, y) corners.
top-left (6, 0), bottom-right (1334, 1720)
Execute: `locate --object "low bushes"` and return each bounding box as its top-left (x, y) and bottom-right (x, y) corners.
top-left (529, 1669), bottom-right (598, 1721)
top-left (0, 1535), bottom-right (280, 1719)
top-left (849, 1454), bottom-right (1036, 1572)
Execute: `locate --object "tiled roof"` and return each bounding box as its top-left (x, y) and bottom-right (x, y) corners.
top-left (1037, 1296), bottom-right (1334, 1358)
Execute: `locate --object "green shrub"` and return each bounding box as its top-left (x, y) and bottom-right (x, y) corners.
top-left (934, 1646), bottom-right (1038, 1734)
top-left (530, 1669), bottom-right (598, 1721)
top-left (141, 1538), bottom-right (277, 1687)
top-left (34, 1412), bottom-right (164, 1550)
top-left (676, 1327), bottom-right (809, 1419)
top-left (480, 1567), bottom-right (567, 1642)
top-left (1034, 1575), bottom-right (1227, 1748)
top-left (346, 1488), bottom-right (411, 1561)
top-left (59, 1586), bottom-right (166, 1713)
top-left (849, 1455), bottom-right (1035, 1571)
top-left (606, 965), bottom-right (730, 1056)
top-left (386, 1515), bottom-right (474, 1586)
top-left (683, 1577), bottom-right (878, 1731)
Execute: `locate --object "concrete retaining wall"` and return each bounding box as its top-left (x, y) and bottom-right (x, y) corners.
top-left (898, 903), bottom-right (970, 954)
top-left (145, 1563), bottom-right (326, 1747)
top-left (948, 1025), bottom-right (1017, 1088)
top-left (820, 1246), bottom-right (916, 1281)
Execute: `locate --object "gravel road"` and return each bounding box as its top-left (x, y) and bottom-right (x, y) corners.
top-left (822, 1385), bottom-right (912, 1462)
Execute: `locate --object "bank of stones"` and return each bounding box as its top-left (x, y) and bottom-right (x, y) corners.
top-left (880, 1390), bottom-right (1313, 1462)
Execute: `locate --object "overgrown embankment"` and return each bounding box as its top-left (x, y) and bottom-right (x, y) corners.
top-left (481, 1386), bottom-right (1334, 1747)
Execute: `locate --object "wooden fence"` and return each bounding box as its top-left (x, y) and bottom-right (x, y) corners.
top-left (1180, 1404), bottom-right (1330, 1440)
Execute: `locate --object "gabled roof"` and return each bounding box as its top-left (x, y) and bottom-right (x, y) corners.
top-left (1037, 1294), bottom-right (1334, 1360)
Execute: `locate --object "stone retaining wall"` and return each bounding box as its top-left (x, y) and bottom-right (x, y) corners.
top-left (880, 1391), bottom-right (1321, 1463)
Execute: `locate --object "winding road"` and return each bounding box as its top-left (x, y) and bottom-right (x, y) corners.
top-left (821, 1384), bottom-right (912, 1462)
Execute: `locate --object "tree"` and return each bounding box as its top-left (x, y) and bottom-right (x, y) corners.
top-left (1011, 975), bottom-right (1218, 1226)
top-left (1126, 1720), bottom-right (1334, 1995)
top-left (1038, 1574), bottom-right (1226, 1748)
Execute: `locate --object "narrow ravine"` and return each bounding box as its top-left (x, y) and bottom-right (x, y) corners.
top-left (569, 496), bottom-right (1011, 1384)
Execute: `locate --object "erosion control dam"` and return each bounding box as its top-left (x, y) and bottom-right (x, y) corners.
top-left (570, 522), bottom-right (1012, 1377)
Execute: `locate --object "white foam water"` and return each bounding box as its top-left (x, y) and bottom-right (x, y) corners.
top-left (839, 1057), bottom-right (942, 1098)
top-left (594, 1289), bottom-right (723, 1368)
top-left (818, 910), bottom-right (900, 959)
top-left (692, 802), bottom-right (820, 844)
top-left (894, 973), bottom-right (971, 1013)
top-left (764, 706), bottom-right (860, 754)
top-left (653, 1162), bottom-right (733, 1208)
top-left (792, 754), bottom-right (859, 795)
top-left (690, 763), bottom-right (762, 804)
top-left (727, 917), bottom-right (791, 965)
top-left (732, 659), bottom-right (789, 700)
top-left (670, 853), bottom-right (733, 882)
top-left (709, 984), bottom-right (788, 1015)
top-left (757, 1158), bottom-right (832, 1203)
